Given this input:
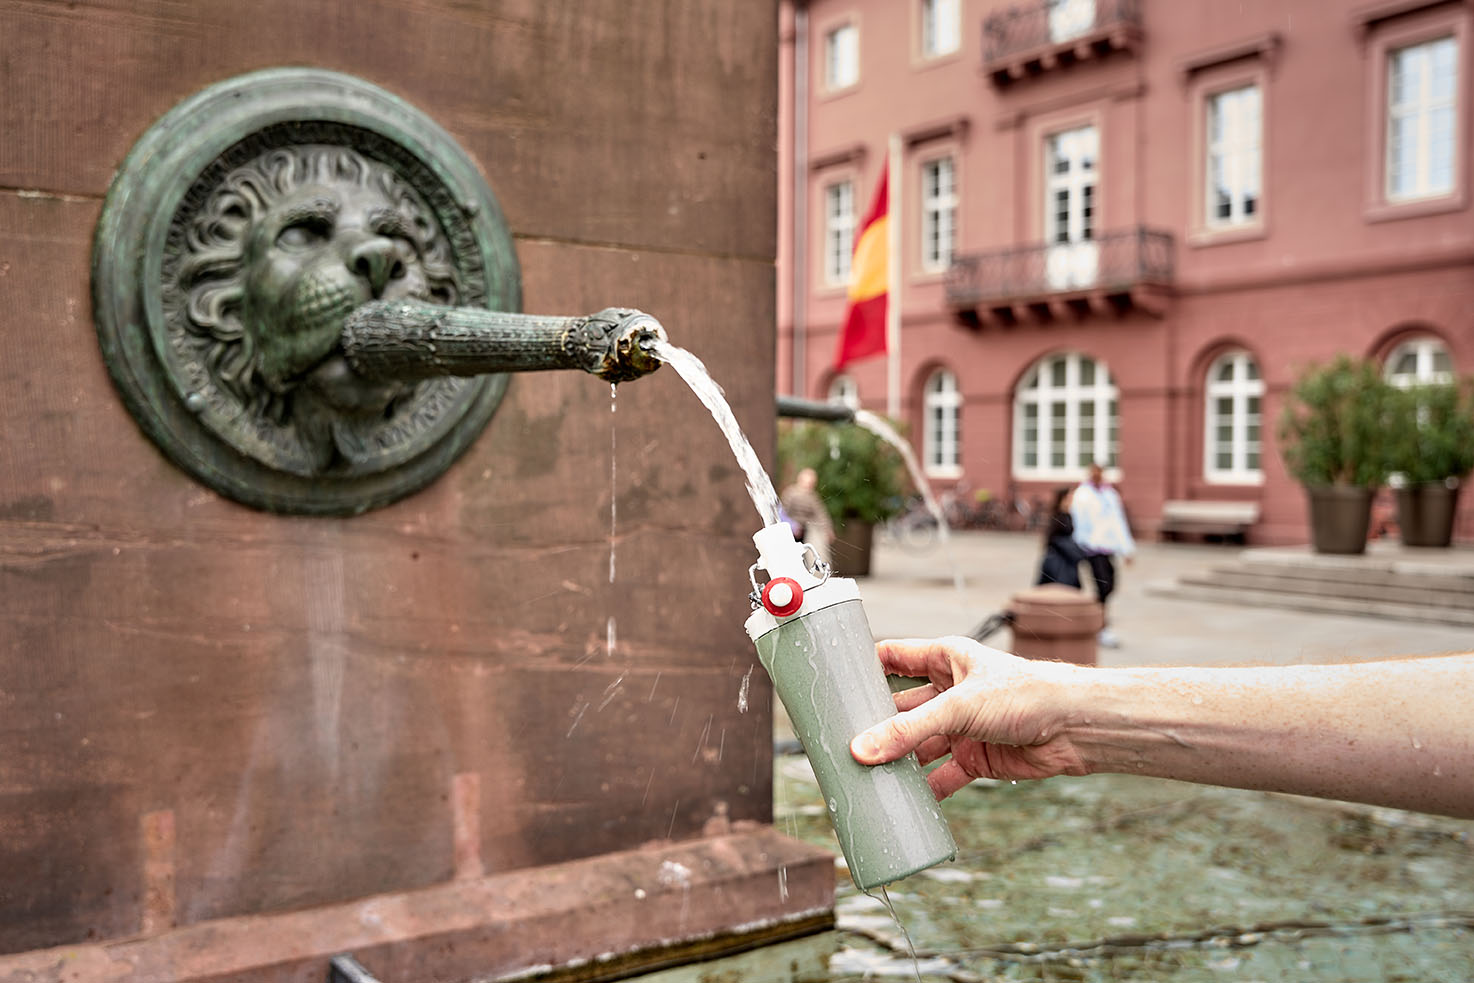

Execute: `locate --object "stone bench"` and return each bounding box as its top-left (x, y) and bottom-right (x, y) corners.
top-left (1159, 500), bottom-right (1260, 541)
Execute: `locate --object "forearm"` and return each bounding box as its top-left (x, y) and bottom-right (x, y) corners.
top-left (1057, 655), bottom-right (1474, 819)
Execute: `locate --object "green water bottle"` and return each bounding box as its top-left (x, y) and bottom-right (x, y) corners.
top-left (744, 523), bottom-right (956, 890)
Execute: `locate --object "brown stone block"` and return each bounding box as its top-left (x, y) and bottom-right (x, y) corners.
top-left (0, 784), bottom-right (142, 954)
top-left (0, 828), bottom-right (834, 983)
top-left (0, 1), bottom-right (777, 260)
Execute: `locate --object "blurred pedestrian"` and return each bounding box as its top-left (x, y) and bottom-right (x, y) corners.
top-left (1071, 462), bottom-right (1135, 648)
top-left (1036, 486), bottom-right (1089, 588)
top-left (780, 467), bottom-right (833, 567)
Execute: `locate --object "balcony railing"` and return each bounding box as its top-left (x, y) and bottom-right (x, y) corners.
top-left (945, 226), bottom-right (1173, 323)
top-left (982, 0), bottom-right (1142, 82)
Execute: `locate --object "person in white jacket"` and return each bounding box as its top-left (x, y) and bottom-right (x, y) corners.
top-left (1070, 462), bottom-right (1135, 648)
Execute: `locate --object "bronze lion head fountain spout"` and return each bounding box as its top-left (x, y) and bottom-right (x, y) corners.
top-left (92, 68), bottom-right (665, 515)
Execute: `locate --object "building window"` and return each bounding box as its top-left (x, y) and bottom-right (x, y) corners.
top-left (1203, 350), bottom-right (1264, 484)
top-left (828, 374), bottom-right (860, 408)
top-left (1049, 0), bottom-right (1096, 44)
top-left (1385, 335), bottom-right (1454, 387)
top-left (1206, 85), bottom-right (1262, 227)
top-left (825, 22), bottom-right (860, 91)
top-left (921, 156), bottom-right (957, 273)
top-left (1014, 352), bottom-right (1117, 478)
top-left (923, 369), bottom-right (962, 475)
top-left (1044, 125), bottom-right (1098, 289)
top-left (823, 180), bottom-right (855, 287)
top-left (1387, 35), bottom-right (1457, 201)
top-left (920, 0), bottom-right (960, 58)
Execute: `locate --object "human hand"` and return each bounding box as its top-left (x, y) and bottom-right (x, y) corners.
top-left (849, 636), bottom-right (1089, 799)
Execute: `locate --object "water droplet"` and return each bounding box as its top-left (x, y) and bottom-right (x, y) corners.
top-left (1191, 695), bottom-right (1204, 706)
top-left (828, 798), bottom-right (837, 812)
top-left (1412, 737), bottom-right (1424, 750)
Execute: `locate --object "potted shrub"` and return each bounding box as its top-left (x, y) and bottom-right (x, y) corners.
top-left (1277, 355), bottom-right (1393, 555)
top-left (1385, 379), bottom-right (1474, 547)
top-left (777, 419), bottom-right (907, 576)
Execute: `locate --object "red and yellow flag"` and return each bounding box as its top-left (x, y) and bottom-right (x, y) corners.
top-left (833, 162), bottom-right (889, 369)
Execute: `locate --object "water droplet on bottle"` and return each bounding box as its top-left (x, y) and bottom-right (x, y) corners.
top-left (828, 798), bottom-right (837, 812)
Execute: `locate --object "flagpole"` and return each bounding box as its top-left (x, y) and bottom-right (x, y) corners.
top-left (885, 131), bottom-right (902, 419)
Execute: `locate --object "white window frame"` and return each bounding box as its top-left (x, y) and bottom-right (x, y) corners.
top-left (920, 155), bottom-right (957, 273)
top-left (1044, 125), bottom-right (1098, 245)
top-left (822, 180), bottom-right (855, 287)
top-left (827, 374), bottom-right (860, 409)
top-left (1203, 350), bottom-right (1265, 485)
top-left (920, 0), bottom-right (960, 59)
top-left (923, 369), bottom-right (962, 478)
top-left (824, 22), bottom-right (860, 92)
top-left (1205, 84), bottom-right (1262, 229)
top-left (1013, 352), bottom-right (1118, 481)
top-left (1385, 335), bottom-right (1454, 387)
top-left (1386, 35), bottom-right (1458, 202)
top-left (1044, 125), bottom-right (1099, 290)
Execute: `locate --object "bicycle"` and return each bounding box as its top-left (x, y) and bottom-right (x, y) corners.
top-left (880, 495), bottom-right (941, 551)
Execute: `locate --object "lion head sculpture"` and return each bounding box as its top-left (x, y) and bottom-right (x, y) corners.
top-left (176, 146), bottom-right (460, 472)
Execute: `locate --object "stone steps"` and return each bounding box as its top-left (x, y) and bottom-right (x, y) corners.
top-left (1146, 546), bottom-right (1474, 627)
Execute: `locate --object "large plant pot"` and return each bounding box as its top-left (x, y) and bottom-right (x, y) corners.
top-left (1306, 485), bottom-right (1374, 555)
top-left (830, 516), bottom-right (875, 577)
top-left (1397, 481), bottom-right (1462, 548)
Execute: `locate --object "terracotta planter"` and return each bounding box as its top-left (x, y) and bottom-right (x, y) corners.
top-left (1306, 485), bottom-right (1374, 555)
top-left (830, 516), bottom-right (875, 577)
top-left (1397, 481), bottom-right (1462, 548)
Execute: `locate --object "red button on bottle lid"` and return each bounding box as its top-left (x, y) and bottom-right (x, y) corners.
top-left (761, 577), bottom-right (804, 617)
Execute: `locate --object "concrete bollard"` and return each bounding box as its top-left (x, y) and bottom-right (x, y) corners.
top-left (1007, 584), bottom-right (1103, 666)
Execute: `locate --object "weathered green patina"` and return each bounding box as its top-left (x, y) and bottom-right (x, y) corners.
top-left (93, 68), bottom-right (662, 516)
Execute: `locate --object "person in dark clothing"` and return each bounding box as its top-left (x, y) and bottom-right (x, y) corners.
top-left (1037, 486), bottom-right (1089, 588)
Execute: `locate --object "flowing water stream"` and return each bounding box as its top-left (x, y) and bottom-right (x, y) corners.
top-left (650, 340), bottom-right (783, 526)
top-left (651, 341), bottom-right (927, 983)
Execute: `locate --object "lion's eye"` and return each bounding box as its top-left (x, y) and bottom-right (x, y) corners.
top-left (276, 219), bottom-right (330, 250)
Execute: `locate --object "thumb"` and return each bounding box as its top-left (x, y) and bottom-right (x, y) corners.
top-left (850, 699), bottom-right (955, 765)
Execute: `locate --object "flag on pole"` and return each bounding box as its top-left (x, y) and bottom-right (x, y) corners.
top-left (833, 161), bottom-right (889, 369)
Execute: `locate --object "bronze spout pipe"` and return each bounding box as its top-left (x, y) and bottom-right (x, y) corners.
top-left (342, 301), bottom-right (668, 384)
top-left (776, 394), bottom-right (856, 423)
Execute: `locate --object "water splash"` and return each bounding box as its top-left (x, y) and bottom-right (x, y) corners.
top-left (865, 885), bottom-right (925, 983)
top-left (737, 665), bottom-right (753, 713)
top-left (853, 409), bottom-right (965, 592)
top-left (609, 384), bottom-right (617, 584)
top-left (650, 340), bottom-right (782, 526)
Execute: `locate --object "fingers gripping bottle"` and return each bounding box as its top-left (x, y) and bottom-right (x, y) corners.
top-left (744, 523), bottom-right (956, 890)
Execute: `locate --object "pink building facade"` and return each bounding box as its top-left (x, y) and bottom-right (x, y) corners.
top-left (777, 0), bottom-right (1474, 544)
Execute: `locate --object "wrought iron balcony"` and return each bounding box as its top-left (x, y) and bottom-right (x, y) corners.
top-left (945, 226), bottom-right (1173, 327)
top-left (982, 0), bottom-right (1142, 84)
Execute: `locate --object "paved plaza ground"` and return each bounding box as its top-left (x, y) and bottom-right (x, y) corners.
top-left (856, 529), bottom-right (1472, 668)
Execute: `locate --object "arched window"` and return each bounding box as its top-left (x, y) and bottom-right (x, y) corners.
top-left (1384, 335), bottom-right (1453, 387)
top-left (923, 369), bottom-right (962, 476)
top-left (1203, 350), bottom-right (1264, 483)
top-left (827, 374), bottom-right (859, 409)
top-left (1013, 353), bottom-right (1117, 478)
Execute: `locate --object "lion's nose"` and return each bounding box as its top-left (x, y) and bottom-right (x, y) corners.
top-left (349, 236), bottom-right (404, 297)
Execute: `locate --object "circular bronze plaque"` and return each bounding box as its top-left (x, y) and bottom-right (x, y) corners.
top-left (93, 68), bottom-right (519, 514)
